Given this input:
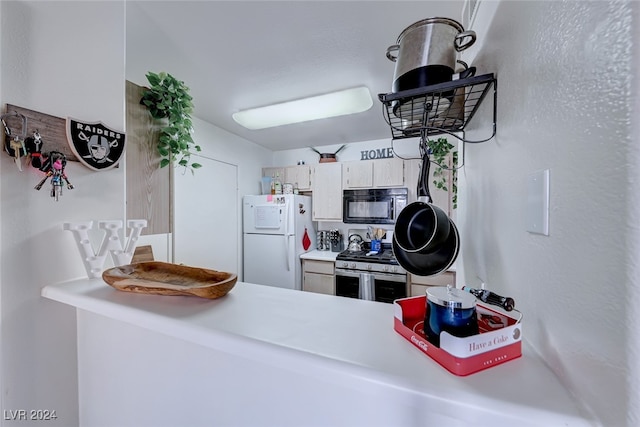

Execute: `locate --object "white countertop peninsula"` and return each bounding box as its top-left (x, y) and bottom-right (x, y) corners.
top-left (42, 278), bottom-right (593, 427)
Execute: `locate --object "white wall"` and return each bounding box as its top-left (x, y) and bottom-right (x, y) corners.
top-left (458, 1), bottom-right (636, 426)
top-left (191, 116), bottom-right (272, 201)
top-left (178, 116), bottom-right (273, 279)
top-left (0, 2), bottom-right (126, 426)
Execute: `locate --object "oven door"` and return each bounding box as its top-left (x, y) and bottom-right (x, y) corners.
top-left (335, 269), bottom-right (407, 303)
top-left (335, 269), bottom-right (361, 299)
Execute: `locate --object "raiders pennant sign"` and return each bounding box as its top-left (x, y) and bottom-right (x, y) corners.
top-left (66, 118), bottom-right (126, 171)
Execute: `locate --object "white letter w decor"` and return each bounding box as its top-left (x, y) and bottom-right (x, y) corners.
top-left (63, 219), bottom-right (147, 278)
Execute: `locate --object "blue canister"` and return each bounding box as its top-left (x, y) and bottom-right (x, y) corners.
top-left (424, 286), bottom-right (479, 347)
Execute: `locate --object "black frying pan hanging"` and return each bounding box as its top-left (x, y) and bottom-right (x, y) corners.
top-left (393, 216), bottom-right (459, 275)
top-left (392, 150), bottom-right (460, 275)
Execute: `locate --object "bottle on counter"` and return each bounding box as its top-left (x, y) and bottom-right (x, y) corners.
top-left (274, 172), bottom-right (282, 194)
top-left (270, 174), bottom-right (276, 195)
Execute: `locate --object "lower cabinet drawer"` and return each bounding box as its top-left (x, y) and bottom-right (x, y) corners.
top-left (303, 259), bottom-right (334, 275)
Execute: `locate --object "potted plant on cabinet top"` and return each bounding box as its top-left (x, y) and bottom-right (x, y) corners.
top-left (428, 137), bottom-right (458, 209)
top-left (140, 71), bottom-right (202, 171)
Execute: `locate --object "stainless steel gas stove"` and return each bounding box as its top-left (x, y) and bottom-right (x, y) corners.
top-left (335, 243), bottom-right (408, 303)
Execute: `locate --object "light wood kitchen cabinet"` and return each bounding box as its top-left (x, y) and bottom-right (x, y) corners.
top-left (404, 158), bottom-right (453, 217)
top-left (302, 259), bottom-right (335, 295)
top-left (342, 161), bottom-right (373, 188)
top-left (262, 166), bottom-right (312, 192)
top-left (285, 165), bottom-right (311, 191)
top-left (312, 162), bottom-right (342, 221)
top-left (262, 167), bottom-right (286, 183)
top-left (342, 158), bottom-right (405, 189)
top-left (409, 271), bottom-right (456, 297)
top-left (373, 158), bottom-right (405, 187)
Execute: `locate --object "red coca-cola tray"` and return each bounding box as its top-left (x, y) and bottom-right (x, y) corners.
top-left (393, 295), bottom-right (523, 376)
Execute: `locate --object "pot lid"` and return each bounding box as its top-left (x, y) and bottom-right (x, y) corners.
top-left (427, 285), bottom-right (476, 309)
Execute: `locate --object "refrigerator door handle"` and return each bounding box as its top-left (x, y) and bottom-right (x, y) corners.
top-left (283, 199), bottom-right (291, 235)
top-left (284, 233), bottom-right (290, 271)
top-left (283, 200), bottom-right (291, 271)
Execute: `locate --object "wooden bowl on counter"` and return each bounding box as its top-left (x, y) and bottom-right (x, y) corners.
top-left (102, 261), bottom-right (237, 299)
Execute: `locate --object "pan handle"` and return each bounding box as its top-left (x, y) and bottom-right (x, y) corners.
top-left (454, 30), bottom-right (476, 52)
top-left (386, 45), bottom-right (400, 62)
top-left (417, 152), bottom-right (433, 204)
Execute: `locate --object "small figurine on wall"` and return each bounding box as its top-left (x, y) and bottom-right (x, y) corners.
top-left (34, 151), bottom-right (74, 201)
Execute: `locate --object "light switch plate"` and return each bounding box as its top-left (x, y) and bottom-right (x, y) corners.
top-left (526, 169), bottom-right (549, 235)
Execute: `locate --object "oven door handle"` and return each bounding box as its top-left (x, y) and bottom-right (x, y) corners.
top-left (359, 273), bottom-right (375, 301)
top-left (334, 268), bottom-right (360, 278)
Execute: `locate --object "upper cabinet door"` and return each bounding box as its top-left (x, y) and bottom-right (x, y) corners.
top-left (262, 167), bottom-right (286, 180)
top-left (342, 161), bottom-right (373, 189)
top-left (285, 165), bottom-right (311, 191)
top-left (373, 158), bottom-right (405, 187)
top-left (312, 162), bottom-right (343, 221)
top-left (343, 158), bottom-right (405, 189)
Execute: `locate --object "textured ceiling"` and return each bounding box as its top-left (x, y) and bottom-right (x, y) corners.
top-left (126, 1), bottom-right (465, 151)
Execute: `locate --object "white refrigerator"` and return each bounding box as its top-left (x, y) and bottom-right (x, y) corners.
top-left (243, 194), bottom-right (316, 290)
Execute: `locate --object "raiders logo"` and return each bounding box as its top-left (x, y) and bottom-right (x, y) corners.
top-left (66, 118), bottom-right (126, 171)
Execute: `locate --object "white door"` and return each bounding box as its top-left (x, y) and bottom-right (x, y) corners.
top-left (173, 155), bottom-right (238, 274)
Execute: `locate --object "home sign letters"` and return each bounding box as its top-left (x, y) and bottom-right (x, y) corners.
top-left (360, 147), bottom-right (394, 160)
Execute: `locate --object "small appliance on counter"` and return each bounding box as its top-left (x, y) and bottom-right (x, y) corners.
top-left (329, 229), bottom-right (343, 252)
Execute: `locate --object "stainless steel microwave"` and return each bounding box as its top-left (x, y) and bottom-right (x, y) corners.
top-left (343, 188), bottom-right (408, 224)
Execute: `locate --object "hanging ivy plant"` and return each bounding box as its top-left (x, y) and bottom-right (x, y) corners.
top-left (427, 137), bottom-right (458, 209)
top-left (140, 71), bottom-right (202, 170)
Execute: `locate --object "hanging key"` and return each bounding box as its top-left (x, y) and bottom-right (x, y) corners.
top-left (9, 137), bottom-right (25, 171)
top-left (1, 111), bottom-right (27, 171)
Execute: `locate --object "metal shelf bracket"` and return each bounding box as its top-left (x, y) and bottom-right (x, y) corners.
top-left (378, 73), bottom-right (497, 144)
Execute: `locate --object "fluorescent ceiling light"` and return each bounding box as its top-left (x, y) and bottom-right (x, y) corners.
top-left (232, 86), bottom-right (373, 130)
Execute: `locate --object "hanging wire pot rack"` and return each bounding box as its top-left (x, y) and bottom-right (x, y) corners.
top-left (378, 73), bottom-right (497, 144)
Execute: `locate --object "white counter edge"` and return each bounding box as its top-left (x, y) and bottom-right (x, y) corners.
top-left (42, 278), bottom-right (595, 427)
